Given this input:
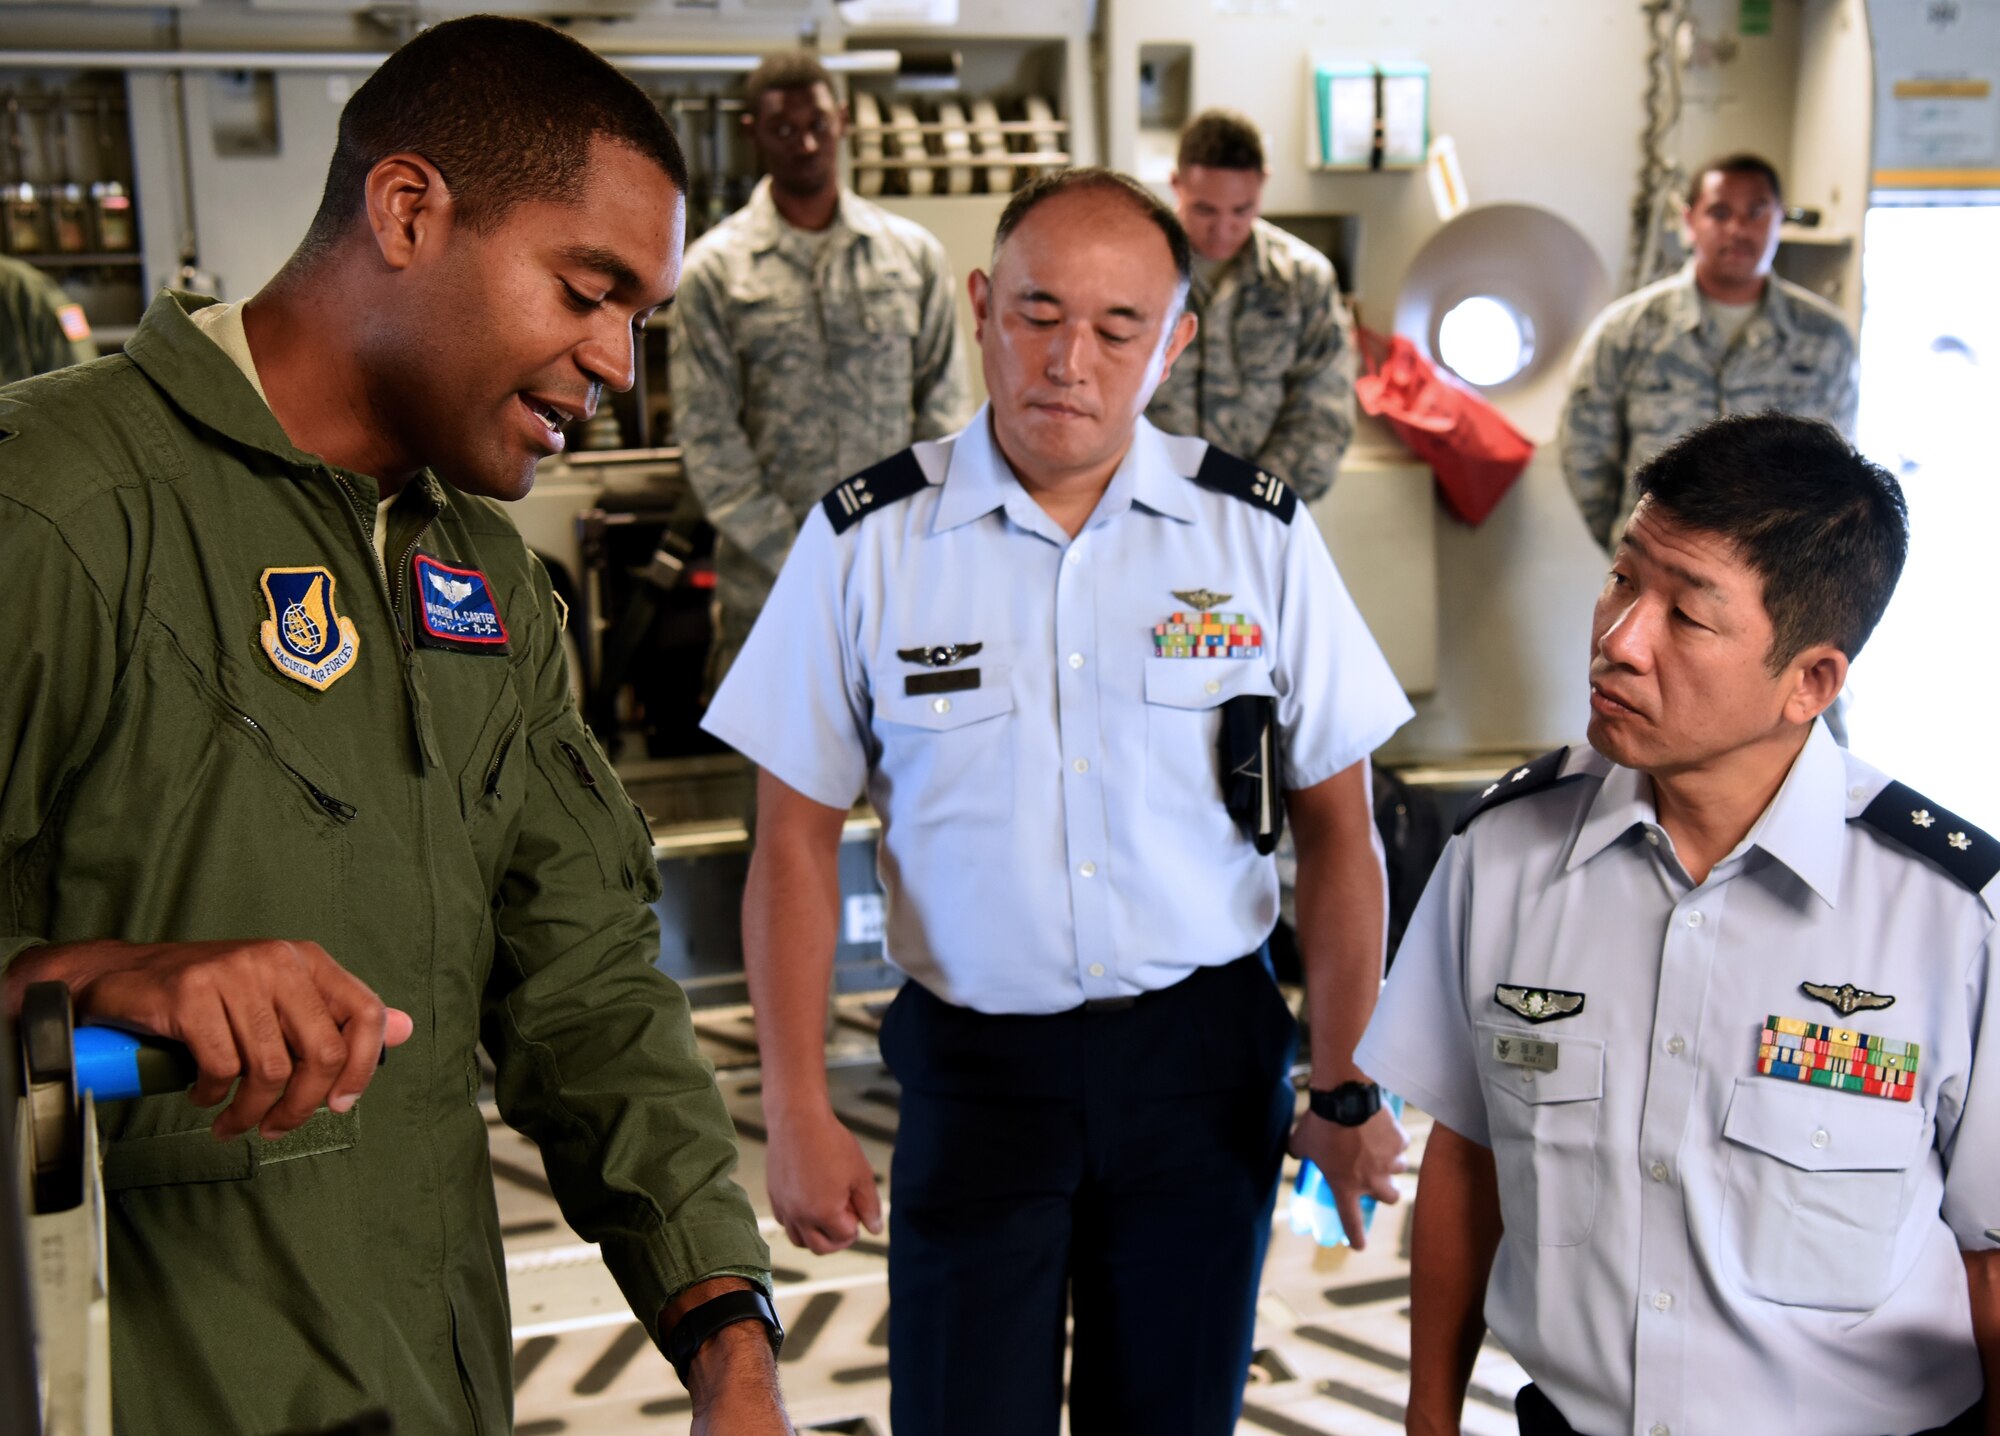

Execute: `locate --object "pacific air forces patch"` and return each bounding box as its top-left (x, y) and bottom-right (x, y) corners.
top-left (259, 567), bottom-right (361, 691)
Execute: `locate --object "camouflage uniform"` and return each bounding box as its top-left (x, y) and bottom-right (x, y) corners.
top-left (1560, 260), bottom-right (1859, 550)
top-left (1145, 217), bottom-right (1356, 503)
top-left (0, 253), bottom-right (97, 387)
top-left (670, 179), bottom-right (971, 686)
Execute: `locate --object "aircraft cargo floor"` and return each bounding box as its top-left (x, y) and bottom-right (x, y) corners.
top-left (497, 991), bottom-right (1530, 1435)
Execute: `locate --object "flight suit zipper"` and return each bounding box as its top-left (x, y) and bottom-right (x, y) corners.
top-left (483, 712), bottom-right (524, 799)
top-left (558, 740), bottom-right (599, 793)
top-left (233, 712), bottom-right (359, 823)
top-left (326, 471), bottom-right (436, 644)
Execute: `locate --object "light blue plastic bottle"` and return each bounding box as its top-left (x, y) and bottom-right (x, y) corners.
top-left (1288, 1093), bottom-right (1405, 1247)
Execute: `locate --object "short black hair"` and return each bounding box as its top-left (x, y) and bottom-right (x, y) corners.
top-left (744, 50), bottom-right (837, 111)
top-left (302, 16), bottom-right (687, 256)
top-left (1177, 109), bottom-right (1265, 173)
top-left (993, 167), bottom-right (1192, 291)
top-left (1687, 152), bottom-right (1783, 207)
top-left (1632, 413), bottom-right (1907, 668)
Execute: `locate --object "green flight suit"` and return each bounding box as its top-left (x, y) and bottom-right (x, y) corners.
top-left (0, 291), bottom-right (768, 1435)
top-left (0, 252), bottom-right (99, 386)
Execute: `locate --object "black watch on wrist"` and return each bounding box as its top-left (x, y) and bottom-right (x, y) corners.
top-left (664, 1287), bottom-right (785, 1388)
top-left (1308, 1080), bottom-right (1383, 1127)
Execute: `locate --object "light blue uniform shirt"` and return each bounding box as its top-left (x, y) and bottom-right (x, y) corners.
top-left (1357, 723), bottom-right (2000, 1435)
top-left (704, 406), bottom-right (1411, 1015)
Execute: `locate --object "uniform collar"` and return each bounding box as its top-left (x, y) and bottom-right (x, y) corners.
top-left (1667, 259), bottom-right (1799, 344)
top-left (932, 408), bottom-right (1197, 536)
top-left (125, 288), bottom-right (448, 510)
top-left (1568, 720), bottom-right (1846, 905)
top-left (125, 290), bottom-right (299, 460)
top-left (741, 177), bottom-right (876, 260)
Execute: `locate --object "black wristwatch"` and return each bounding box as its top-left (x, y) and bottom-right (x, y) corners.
top-left (1308, 1080), bottom-right (1383, 1127)
top-left (664, 1287), bottom-right (785, 1388)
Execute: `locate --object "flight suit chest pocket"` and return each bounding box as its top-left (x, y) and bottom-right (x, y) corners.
top-left (855, 284), bottom-right (921, 412)
top-left (1144, 659), bottom-right (1277, 817)
top-left (456, 686), bottom-right (527, 884)
top-left (1234, 302), bottom-right (1300, 380)
top-left (872, 666), bottom-right (1014, 825)
top-left (1475, 1022), bottom-right (1605, 1248)
top-left (1720, 1075), bottom-right (1927, 1309)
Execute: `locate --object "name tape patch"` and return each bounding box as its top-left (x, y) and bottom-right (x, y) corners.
top-left (413, 551), bottom-right (509, 655)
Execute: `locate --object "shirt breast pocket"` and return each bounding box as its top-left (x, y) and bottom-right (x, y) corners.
top-left (1475, 1022), bottom-right (1605, 1248)
top-left (855, 285), bottom-right (922, 406)
top-left (872, 665), bottom-right (1015, 825)
top-left (1143, 658), bottom-right (1276, 817)
top-left (1627, 373), bottom-right (1703, 439)
top-left (1720, 1075), bottom-right (1927, 1310)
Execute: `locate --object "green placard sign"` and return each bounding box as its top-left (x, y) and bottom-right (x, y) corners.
top-left (1740, 0), bottom-right (1772, 35)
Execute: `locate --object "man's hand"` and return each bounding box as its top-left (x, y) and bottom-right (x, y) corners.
top-left (765, 1103), bottom-right (882, 1255)
top-left (1288, 1105), bottom-right (1408, 1251)
top-left (4, 937), bottom-right (413, 1141)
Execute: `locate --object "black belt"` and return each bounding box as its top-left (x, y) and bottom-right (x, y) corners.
top-left (1515, 1386), bottom-right (1985, 1436)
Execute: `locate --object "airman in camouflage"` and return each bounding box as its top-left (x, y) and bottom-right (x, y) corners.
top-left (1561, 153), bottom-right (1858, 551)
top-left (670, 52), bottom-right (971, 689)
top-left (0, 253), bottom-right (97, 387)
top-left (1146, 109), bottom-right (1356, 503)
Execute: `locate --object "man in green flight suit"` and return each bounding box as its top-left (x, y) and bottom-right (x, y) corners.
top-left (0, 18), bottom-right (785, 1436)
top-left (0, 252), bottom-right (98, 386)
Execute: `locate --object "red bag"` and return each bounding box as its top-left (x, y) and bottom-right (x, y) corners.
top-left (1354, 326), bottom-right (1535, 526)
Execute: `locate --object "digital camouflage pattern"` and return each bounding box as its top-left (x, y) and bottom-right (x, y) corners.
top-left (1560, 261), bottom-right (1859, 551)
top-left (670, 179), bottom-right (971, 686)
top-left (0, 253), bottom-right (97, 387)
top-left (1145, 217), bottom-right (1356, 504)
top-left (0, 292), bottom-right (768, 1435)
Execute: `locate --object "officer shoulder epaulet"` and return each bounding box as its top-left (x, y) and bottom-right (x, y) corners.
top-left (1856, 780), bottom-right (2000, 893)
top-left (1190, 446), bottom-right (1297, 524)
top-left (821, 448), bottom-right (928, 534)
top-left (1452, 747), bottom-right (1574, 836)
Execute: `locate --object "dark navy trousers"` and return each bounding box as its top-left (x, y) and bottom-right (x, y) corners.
top-left (878, 952), bottom-right (1298, 1436)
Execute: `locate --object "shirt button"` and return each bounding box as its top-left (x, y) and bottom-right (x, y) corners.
top-left (1652, 1425), bottom-right (1671, 1436)
top-left (1068, 653), bottom-right (1085, 669)
top-left (1811, 1128), bottom-right (1830, 1149)
top-left (1849, 786), bottom-right (1866, 801)
top-left (1204, 679), bottom-right (1220, 695)
top-left (1686, 911), bottom-right (1704, 928)
top-left (1645, 830), bottom-right (1661, 847)
top-left (1088, 963), bottom-right (1105, 978)
top-left (1651, 1292), bottom-right (1673, 1313)
top-left (1666, 1035), bottom-right (1686, 1056)
top-left (1649, 1161), bottom-right (1670, 1182)
top-left (1079, 860), bottom-right (1097, 877)
top-left (932, 697), bottom-right (951, 715)
top-left (1073, 758), bottom-right (1089, 774)
top-left (1065, 548), bottom-right (1081, 566)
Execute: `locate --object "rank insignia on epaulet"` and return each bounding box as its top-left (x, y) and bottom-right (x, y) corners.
top-left (821, 448), bottom-right (929, 534)
top-left (1857, 780), bottom-right (2000, 893)
top-left (1453, 747), bottom-right (1573, 836)
top-left (1191, 447), bottom-right (1297, 524)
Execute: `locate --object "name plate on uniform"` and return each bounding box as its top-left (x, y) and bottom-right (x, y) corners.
top-left (905, 668), bottom-right (980, 697)
top-left (1492, 1034), bottom-right (1558, 1073)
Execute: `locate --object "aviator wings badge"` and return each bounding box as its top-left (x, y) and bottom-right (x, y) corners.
top-left (1494, 985), bottom-right (1586, 1024)
top-left (1801, 981), bottom-right (1895, 1017)
top-left (1172, 588), bottom-right (1233, 612)
top-left (897, 642), bottom-right (983, 669)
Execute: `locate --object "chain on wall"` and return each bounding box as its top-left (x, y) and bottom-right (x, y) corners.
top-left (1628, 0), bottom-right (1692, 292)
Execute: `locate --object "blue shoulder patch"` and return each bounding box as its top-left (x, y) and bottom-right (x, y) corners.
top-left (1453, 747), bottom-right (1574, 836)
top-left (1857, 781), bottom-right (2000, 893)
top-left (1190, 446), bottom-right (1297, 524)
top-left (821, 448), bottom-right (928, 534)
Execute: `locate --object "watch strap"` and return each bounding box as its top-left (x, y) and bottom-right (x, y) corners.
top-left (1308, 1080), bottom-right (1383, 1126)
top-left (664, 1287), bottom-right (784, 1387)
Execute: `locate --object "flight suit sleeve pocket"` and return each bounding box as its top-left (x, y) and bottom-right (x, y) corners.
top-left (530, 716), bottom-right (662, 900)
top-left (1473, 1024), bottom-right (1604, 1247)
top-left (1721, 1076), bottom-right (1927, 1309)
